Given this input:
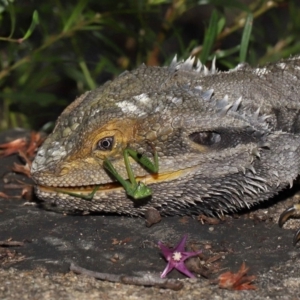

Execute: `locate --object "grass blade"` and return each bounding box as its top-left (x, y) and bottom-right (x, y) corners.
top-left (21, 10), bottom-right (39, 40)
top-left (63, 0), bottom-right (88, 32)
top-left (200, 9), bottom-right (219, 64)
top-left (239, 13), bottom-right (253, 62)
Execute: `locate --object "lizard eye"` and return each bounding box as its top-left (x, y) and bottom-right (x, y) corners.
top-left (189, 131), bottom-right (221, 146)
top-left (97, 136), bottom-right (114, 151)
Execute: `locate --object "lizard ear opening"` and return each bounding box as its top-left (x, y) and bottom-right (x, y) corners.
top-left (189, 131), bottom-right (221, 146)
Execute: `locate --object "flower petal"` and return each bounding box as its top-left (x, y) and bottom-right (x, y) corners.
top-left (158, 234), bottom-right (202, 279)
top-left (160, 262), bottom-right (175, 278)
top-left (175, 262), bottom-right (196, 278)
top-left (181, 250), bottom-right (202, 261)
top-left (174, 234), bottom-right (188, 252)
top-left (158, 241), bottom-right (173, 260)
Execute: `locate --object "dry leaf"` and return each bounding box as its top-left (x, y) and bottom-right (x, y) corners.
top-left (0, 138), bottom-right (27, 157)
top-left (179, 216), bottom-right (190, 224)
top-left (21, 185), bottom-right (34, 201)
top-left (0, 131), bottom-right (44, 159)
top-left (26, 132), bottom-right (44, 158)
top-left (12, 162), bottom-right (31, 178)
top-left (218, 262), bottom-right (256, 290)
top-left (197, 214), bottom-right (220, 225)
top-left (111, 238), bottom-right (119, 245)
top-left (0, 192), bottom-right (9, 198)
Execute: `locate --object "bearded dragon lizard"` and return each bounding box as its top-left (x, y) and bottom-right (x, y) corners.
top-left (31, 56), bottom-right (300, 242)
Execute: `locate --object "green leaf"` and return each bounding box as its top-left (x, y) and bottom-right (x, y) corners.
top-left (21, 10), bottom-right (39, 40)
top-left (63, 0), bottom-right (88, 32)
top-left (148, 0), bottom-right (170, 5)
top-left (200, 10), bottom-right (219, 64)
top-left (0, 91), bottom-right (64, 107)
top-left (239, 13), bottom-right (253, 62)
top-left (217, 16), bottom-right (226, 35)
top-left (78, 59), bottom-right (96, 90)
top-left (213, 45), bottom-right (241, 59)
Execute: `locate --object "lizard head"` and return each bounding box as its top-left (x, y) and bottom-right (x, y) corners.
top-left (31, 57), bottom-right (300, 215)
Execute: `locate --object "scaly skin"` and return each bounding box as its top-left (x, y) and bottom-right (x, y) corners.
top-left (31, 56), bottom-right (300, 217)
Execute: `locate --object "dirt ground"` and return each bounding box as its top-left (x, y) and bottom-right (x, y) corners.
top-left (1, 129), bottom-right (300, 299)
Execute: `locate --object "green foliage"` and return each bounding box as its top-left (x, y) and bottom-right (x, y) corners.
top-left (200, 9), bottom-right (219, 64)
top-left (239, 13), bottom-right (253, 62)
top-left (0, 0), bottom-right (299, 131)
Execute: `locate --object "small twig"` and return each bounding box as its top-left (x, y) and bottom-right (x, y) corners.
top-left (0, 240), bottom-right (25, 247)
top-left (191, 0), bottom-right (281, 58)
top-left (217, 0), bottom-right (279, 42)
top-left (70, 263), bottom-right (184, 291)
top-left (70, 263), bottom-right (120, 282)
top-left (0, 36), bottom-right (23, 43)
top-left (120, 274), bottom-right (183, 290)
top-left (0, 14), bottom-right (103, 81)
top-left (0, 192), bottom-right (9, 198)
top-left (4, 184), bottom-right (26, 189)
top-left (205, 253), bottom-right (224, 264)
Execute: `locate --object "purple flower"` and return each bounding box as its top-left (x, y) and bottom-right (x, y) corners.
top-left (158, 234), bottom-right (202, 278)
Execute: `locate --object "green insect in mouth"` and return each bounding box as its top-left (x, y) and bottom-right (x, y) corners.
top-left (103, 148), bottom-right (159, 200)
top-left (55, 148), bottom-right (159, 201)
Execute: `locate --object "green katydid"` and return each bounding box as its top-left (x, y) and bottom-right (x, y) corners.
top-left (103, 148), bottom-right (159, 199)
top-left (54, 148), bottom-right (158, 201)
top-left (54, 185), bottom-right (100, 201)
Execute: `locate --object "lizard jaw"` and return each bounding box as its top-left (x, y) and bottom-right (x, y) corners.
top-left (36, 167), bottom-right (196, 196)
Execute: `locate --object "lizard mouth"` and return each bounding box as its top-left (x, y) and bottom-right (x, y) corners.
top-left (38, 181), bottom-right (123, 195)
top-left (37, 168), bottom-right (191, 196)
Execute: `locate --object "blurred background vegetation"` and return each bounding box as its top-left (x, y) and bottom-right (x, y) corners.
top-left (0, 0), bottom-right (299, 132)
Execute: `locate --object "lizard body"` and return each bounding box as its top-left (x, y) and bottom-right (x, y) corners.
top-left (31, 56), bottom-right (300, 216)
